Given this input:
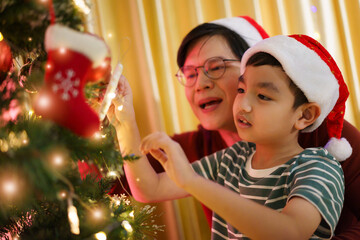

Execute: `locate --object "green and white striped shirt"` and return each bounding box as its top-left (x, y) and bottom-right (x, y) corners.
top-left (192, 141), bottom-right (344, 240)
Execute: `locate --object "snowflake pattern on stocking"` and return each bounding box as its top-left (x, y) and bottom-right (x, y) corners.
top-left (52, 69), bottom-right (80, 101)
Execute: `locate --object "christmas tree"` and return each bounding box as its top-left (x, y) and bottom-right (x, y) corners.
top-left (0, 0), bottom-right (163, 239)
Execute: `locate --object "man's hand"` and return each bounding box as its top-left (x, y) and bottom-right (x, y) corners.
top-left (107, 75), bottom-right (136, 127)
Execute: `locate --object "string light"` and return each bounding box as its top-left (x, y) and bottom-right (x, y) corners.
top-left (67, 200), bottom-right (80, 235)
top-left (3, 180), bottom-right (17, 195)
top-left (107, 171), bottom-right (117, 177)
top-left (0, 32), bottom-right (4, 41)
top-left (59, 47), bottom-right (66, 54)
top-left (53, 154), bottom-right (64, 166)
top-left (92, 208), bottom-right (103, 219)
top-left (37, 95), bottom-right (51, 109)
top-left (107, 33), bottom-right (113, 38)
top-left (0, 131), bottom-right (29, 152)
top-left (311, 5), bottom-right (317, 13)
top-left (108, 92), bottom-right (116, 99)
top-left (129, 210), bottom-right (134, 218)
top-left (93, 132), bottom-right (101, 139)
top-left (313, 32), bottom-right (321, 41)
top-left (94, 231), bottom-right (107, 240)
top-left (73, 0), bottom-right (91, 14)
top-left (101, 61), bottom-right (108, 68)
top-left (58, 190), bottom-right (67, 199)
top-left (28, 109), bottom-right (34, 116)
top-left (28, 37), bottom-right (32, 42)
top-left (121, 220), bottom-right (133, 232)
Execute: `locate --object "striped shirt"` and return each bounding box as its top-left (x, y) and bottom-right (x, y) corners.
top-left (191, 141), bottom-right (344, 240)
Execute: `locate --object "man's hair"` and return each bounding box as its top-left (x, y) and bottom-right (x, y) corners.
top-left (246, 52), bottom-right (308, 109)
top-left (177, 23), bottom-right (249, 68)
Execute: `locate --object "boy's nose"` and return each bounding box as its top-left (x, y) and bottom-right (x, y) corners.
top-left (239, 97), bottom-right (252, 113)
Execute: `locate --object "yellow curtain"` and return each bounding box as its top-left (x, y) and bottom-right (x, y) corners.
top-left (87, 0), bottom-right (360, 239)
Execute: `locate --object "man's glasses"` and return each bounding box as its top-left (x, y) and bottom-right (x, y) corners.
top-left (175, 57), bottom-right (241, 87)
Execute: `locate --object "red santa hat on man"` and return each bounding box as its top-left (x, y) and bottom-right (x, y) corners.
top-left (240, 34), bottom-right (352, 161)
top-left (211, 16), bottom-right (269, 47)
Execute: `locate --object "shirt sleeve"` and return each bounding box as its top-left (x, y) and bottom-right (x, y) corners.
top-left (289, 149), bottom-right (345, 239)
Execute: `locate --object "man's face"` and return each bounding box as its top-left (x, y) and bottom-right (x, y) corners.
top-left (184, 35), bottom-right (240, 132)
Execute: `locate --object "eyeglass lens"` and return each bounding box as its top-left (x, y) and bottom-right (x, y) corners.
top-left (179, 57), bottom-right (226, 86)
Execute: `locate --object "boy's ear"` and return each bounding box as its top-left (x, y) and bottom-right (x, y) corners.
top-left (295, 103), bottom-right (321, 131)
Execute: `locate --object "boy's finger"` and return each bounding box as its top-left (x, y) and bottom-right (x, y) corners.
top-left (149, 149), bottom-right (168, 165)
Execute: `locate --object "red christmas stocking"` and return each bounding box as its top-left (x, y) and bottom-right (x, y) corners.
top-left (34, 24), bottom-right (111, 137)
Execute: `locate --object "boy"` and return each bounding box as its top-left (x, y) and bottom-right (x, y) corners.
top-left (118, 35), bottom-right (351, 239)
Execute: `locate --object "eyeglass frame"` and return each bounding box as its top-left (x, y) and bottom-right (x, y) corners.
top-left (175, 57), bottom-right (241, 87)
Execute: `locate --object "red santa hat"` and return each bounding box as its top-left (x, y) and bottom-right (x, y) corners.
top-left (240, 34), bottom-right (352, 161)
top-left (211, 16), bottom-right (269, 47)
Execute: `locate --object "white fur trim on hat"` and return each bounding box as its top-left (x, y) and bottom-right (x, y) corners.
top-left (325, 137), bottom-right (352, 161)
top-left (45, 24), bottom-right (110, 68)
top-left (240, 35), bottom-right (339, 133)
top-left (211, 17), bottom-right (264, 47)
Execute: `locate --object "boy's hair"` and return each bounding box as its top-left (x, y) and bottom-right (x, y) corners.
top-left (246, 52), bottom-right (308, 109)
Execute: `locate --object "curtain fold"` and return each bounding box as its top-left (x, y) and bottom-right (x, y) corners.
top-left (90, 1), bottom-right (360, 239)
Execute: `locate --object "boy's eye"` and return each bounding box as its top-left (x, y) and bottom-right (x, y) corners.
top-left (237, 88), bottom-right (245, 94)
top-left (258, 94), bottom-right (271, 101)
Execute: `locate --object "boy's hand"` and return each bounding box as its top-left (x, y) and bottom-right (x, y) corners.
top-left (107, 75), bottom-right (136, 127)
top-left (140, 132), bottom-right (198, 189)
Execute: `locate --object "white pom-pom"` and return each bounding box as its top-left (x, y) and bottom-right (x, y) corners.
top-left (324, 137), bottom-right (352, 162)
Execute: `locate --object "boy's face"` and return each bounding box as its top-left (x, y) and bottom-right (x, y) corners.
top-left (233, 65), bottom-right (301, 145)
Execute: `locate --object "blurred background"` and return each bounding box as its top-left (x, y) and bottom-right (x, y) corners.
top-left (86, 0), bottom-right (360, 239)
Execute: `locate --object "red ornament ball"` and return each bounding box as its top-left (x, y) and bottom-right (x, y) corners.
top-left (0, 40), bottom-right (13, 82)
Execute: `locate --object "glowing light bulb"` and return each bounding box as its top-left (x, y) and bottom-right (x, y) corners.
top-left (73, 0), bottom-right (91, 14)
top-left (313, 32), bottom-right (321, 41)
top-left (68, 205), bottom-right (80, 234)
top-left (28, 37), bottom-right (32, 42)
top-left (117, 105), bottom-right (124, 111)
top-left (311, 5), bottom-right (317, 13)
top-left (28, 109), bottom-right (34, 116)
top-left (108, 171), bottom-right (117, 177)
top-left (108, 92), bottom-right (116, 99)
top-left (59, 190), bottom-right (67, 199)
top-left (101, 61), bottom-right (108, 68)
top-left (46, 64), bottom-right (51, 69)
top-left (38, 95), bottom-right (50, 108)
top-left (129, 210), bottom-right (134, 218)
top-left (53, 155), bottom-right (63, 166)
top-left (121, 220), bottom-right (133, 232)
top-left (93, 209), bottom-right (103, 219)
top-left (107, 33), bottom-right (113, 38)
top-left (95, 231), bottom-right (107, 240)
top-left (93, 132), bottom-right (101, 139)
top-left (3, 180), bottom-right (16, 195)
top-left (59, 47), bottom-right (66, 54)
top-left (0, 32), bottom-right (3, 41)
